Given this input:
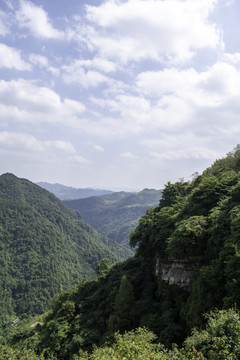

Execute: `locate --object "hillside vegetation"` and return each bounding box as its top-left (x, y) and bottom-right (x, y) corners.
top-left (64, 188), bottom-right (162, 248)
top-left (0, 174), bottom-right (130, 331)
top-left (4, 147), bottom-right (240, 359)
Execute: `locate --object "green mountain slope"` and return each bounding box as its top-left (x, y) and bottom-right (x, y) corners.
top-left (0, 173), bottom-right (130, 330)
top-left (9, 146), bottom-right (240, 359)
top-left (63, 188), bottom-right (162, 247)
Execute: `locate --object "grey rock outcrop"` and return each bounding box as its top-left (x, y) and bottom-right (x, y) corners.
top-left (156, 258), bottom-right (192, 289)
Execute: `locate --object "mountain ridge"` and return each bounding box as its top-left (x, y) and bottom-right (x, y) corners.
top-left (63, 188), bottom-right (162, 247)
top-left (37, 182), bottom-right (114, 200)
top-left (0, 173), bottom-right (131, 330)
top-left (4, 148), bottom-right (240, 359)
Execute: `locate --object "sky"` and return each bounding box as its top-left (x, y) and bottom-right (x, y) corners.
top-left (1, 0), bottom-right (240, 190)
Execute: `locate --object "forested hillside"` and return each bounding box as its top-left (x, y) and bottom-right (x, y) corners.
top-left (64, 188), bottom-right (162, 248)
top-left (4, 147), bottom-right (240, 359)
top-left (0, 174), bottom-right (130, 331)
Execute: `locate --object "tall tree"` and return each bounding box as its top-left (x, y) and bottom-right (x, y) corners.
top-left (109, 275), bottom-right (135, 333)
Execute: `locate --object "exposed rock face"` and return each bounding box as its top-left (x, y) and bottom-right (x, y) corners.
top-left (156, 258), bottom-right (192, 289)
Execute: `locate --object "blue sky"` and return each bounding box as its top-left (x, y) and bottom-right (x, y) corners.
top-left (0, 0), bottom-right (240, 190)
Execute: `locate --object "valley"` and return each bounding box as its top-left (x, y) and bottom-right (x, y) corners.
top-left (2, 148), bottom-right (240, 359)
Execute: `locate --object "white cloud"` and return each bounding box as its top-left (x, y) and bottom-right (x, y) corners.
top-left (0, 43), bottom-right (31, 70)
top-left (0, 79), bottom-right (61, 114)
top-left (222, 52), bottom-right (240, 65)
top-left (69, 155), bottom-right (90, 164)
top-left (63, 98), bottom-right (85, 114)
top-left (1, 60), bottom-right (236, 144)
top-left (29, 54), bottom-right (60, 76)
top-left (137, 61), bottom-right (240, 108)
top-left (62, 64), bottom-right (110, 87)
top-left (0, 10), bottom-right (9, 35)
top-left (121, 152), bottom-right (138, 159)
top-left (84, 0), bottom-right (222, 64)
top-left (84, 60), bottom-right (240, 139)
top-left (91, 94), bottom-right (151, 133)
top-left (94, 145), bottom-right (105, 152)
top-left (45, 140), bottom-right (75, 154)
top-left (16, 0), bottom-right (64, 39)
top-left (149, 147), bottom-right (219, 160)
top-left (29, 53), bottom-right (48, 68)
top-left (0, 79), bottom-right (85, 125)
top-left (67, 58), bottom-right (116, 73)
top-left (0, 131), bottom-right (75, 154)
top-left (144, 133), bottom-right (220, 160)
top-left (132, 61), bottom-right (240, 143)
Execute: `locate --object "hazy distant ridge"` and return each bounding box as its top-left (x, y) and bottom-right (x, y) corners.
top-left (64, 188), bottom-right (162, 247)
top-left (37, 182), bottom-right (113, 200)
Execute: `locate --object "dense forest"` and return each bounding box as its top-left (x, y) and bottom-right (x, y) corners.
top-left (64, 188), bottom-right (162, 248)
top-left (0, 174), bottom-right (131, 331)
top-left (2, 147), bottom-right (240, 359)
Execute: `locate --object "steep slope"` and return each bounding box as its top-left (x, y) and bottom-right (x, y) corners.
top-left (37, 182), bottom-right (113, 200)
top-left (64, 188), bottom-right (162, 247)
top-left (10, 146), bottom-right (240, 359)
top-left (0, 173), bottom-right (128, 329)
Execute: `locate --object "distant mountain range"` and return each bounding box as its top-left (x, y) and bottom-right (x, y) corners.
top-left (0, 174), bottom-right (131, 329)
top-left (37, 182), bottom-right (114, 200)
top-left (37, 182), bottom-right (162, 248)
top-left (64, 188), bottom-right (162, 247)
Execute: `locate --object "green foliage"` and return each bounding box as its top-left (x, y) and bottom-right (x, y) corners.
top-left (129, 207), bottom-right (157, 255)
top-left (73, 327), bottom-right (207, 360)
top-left (159, 180), bottom-right (189, 208)
top-left (109, 275), bottom-right (135, 332)
top-left (0, 173), bottom-right (126, 332)
top-left (64, 188), bottom-right (162, 249)
top-left (86, 328), bottom-right (166, 360)
top-left (4, 148), bottom-right (240, 359)
top-left (0, 345), bottom-right (45, 360)
top-left (97, 258), bottom-right (112, 279)
top-left (167, 216), bottom-right (208, 259)
top-left (185, 309), bottom-right (240, 359)
top-left (87, 309), bottom-right (240, 360)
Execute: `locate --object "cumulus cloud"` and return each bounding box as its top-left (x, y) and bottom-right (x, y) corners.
top-left (29, 53), bottom-right (59, 75)
top-left (83, 0), bottom-right (222, 64)
top-left (61, 55), bottom-right (120, 86)
top-left (66, 58), bottom-right (117, 73)
top-left (0, 43), bottom-right (31, 70)
top-left (0, 131), bottom-right (75, 154)
top-left (29, 54), bottom-right (48, 68)
top-left (136, 61), bottom-right (240, 139)
top-left (83, 59), bottom-right (240, 141)
top-left (222, 52), bottom-right (240, 65)
top-left (16, 0), bottom-right (64, 39)
top-left (62, 65), bottom-right (110, 87)
top-left (0, 79), bottom-right (85, 125)
top-left (1, 59), bottom-right (238, 146)
top-left (91, 94), bottom-right (151, 134)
